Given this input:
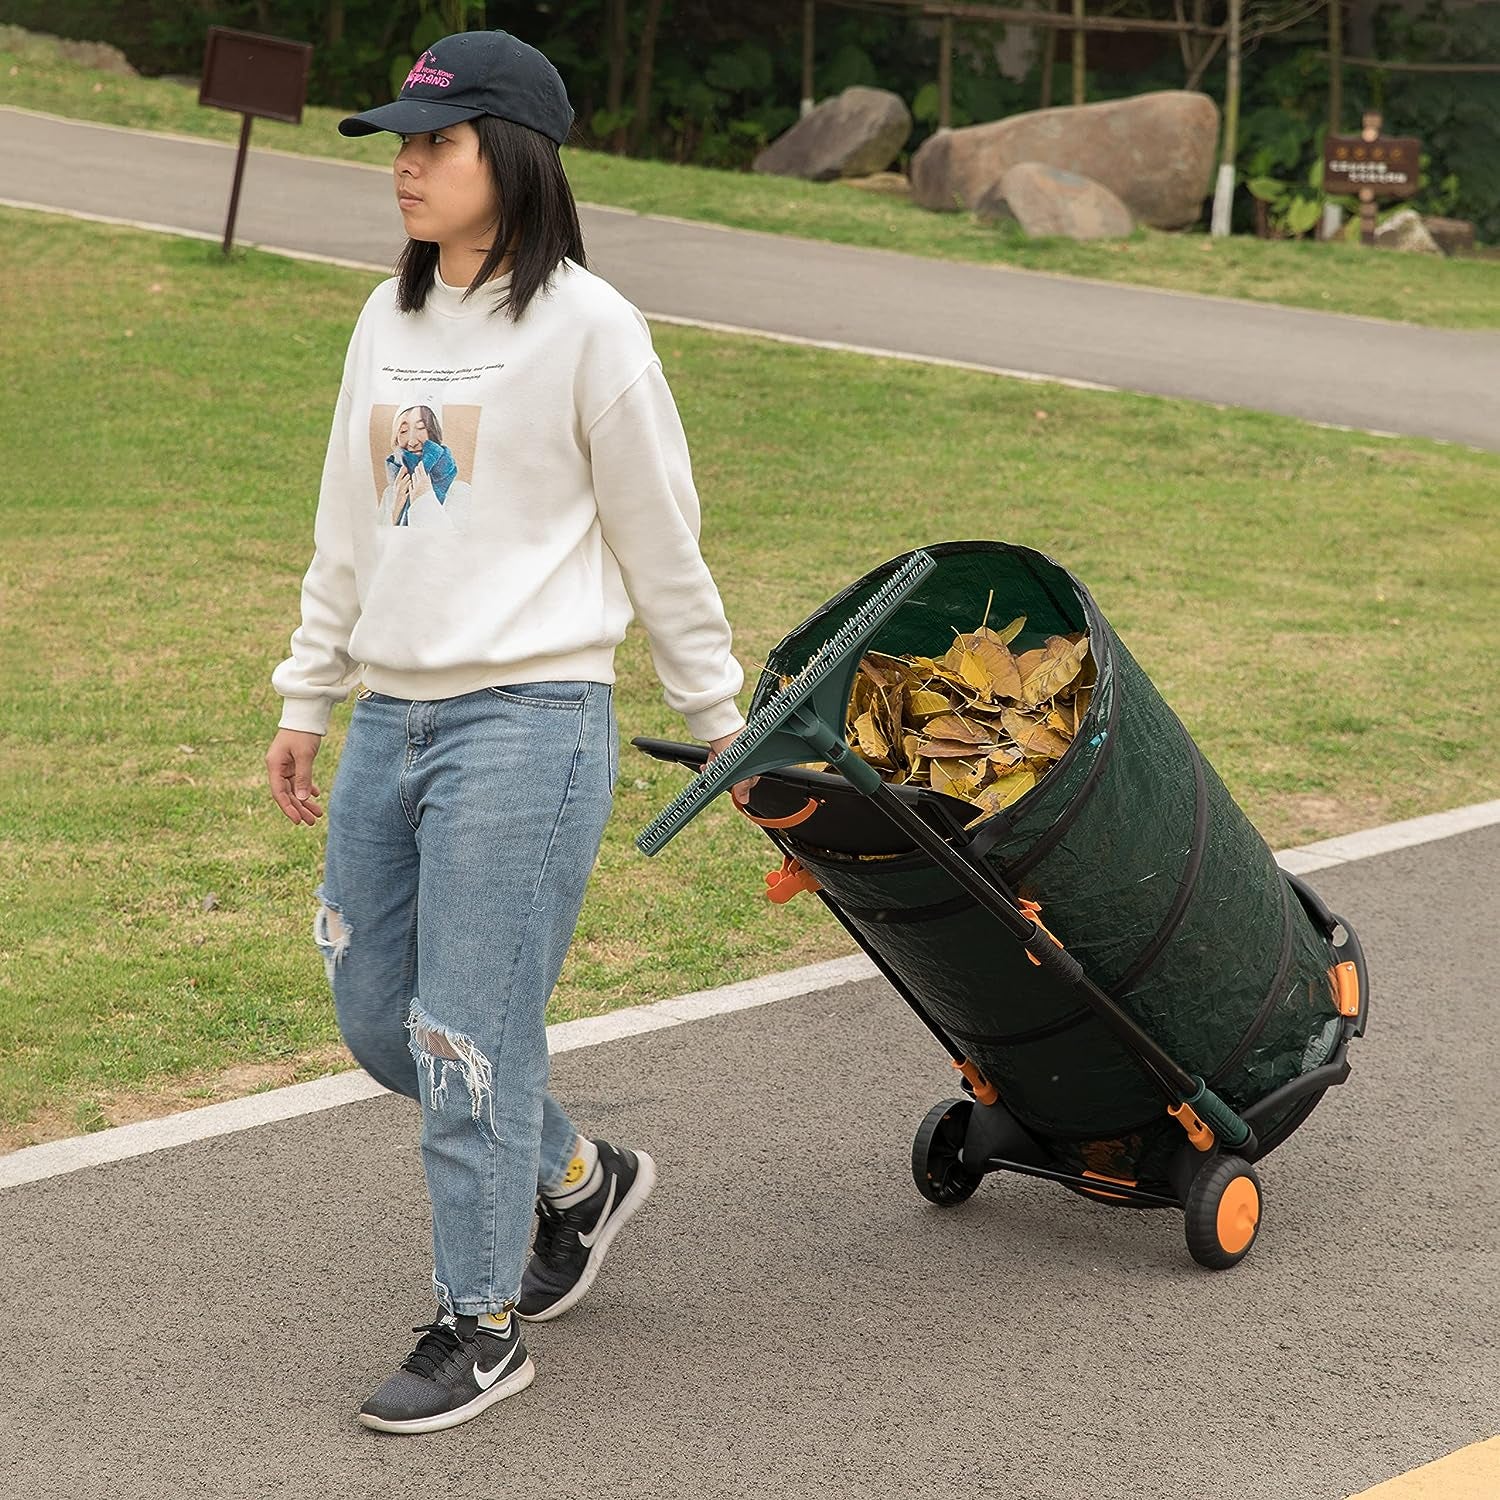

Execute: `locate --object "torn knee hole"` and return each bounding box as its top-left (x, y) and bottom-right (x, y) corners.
top-left (406, 1004), bottom-right (494, 1126)
top-left (312, 891), bottom-right (352, 981)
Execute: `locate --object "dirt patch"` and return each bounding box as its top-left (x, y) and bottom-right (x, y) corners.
top-left (1273, 791), bottom-right (1391, 847)
top-left (0, 1041), bottom-right (355, 1155)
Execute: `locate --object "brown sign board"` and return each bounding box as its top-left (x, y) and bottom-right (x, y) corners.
top-left (1323, 134), bottom-right (1422, 200)
top-left (199, 27), bottom-right (312, 125)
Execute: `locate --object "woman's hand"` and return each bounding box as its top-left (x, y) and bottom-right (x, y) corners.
top-left (393, 467), bottom-right (414, 522)
top-left (267, 729), bottom-right (325, 825)
top-left (706, 730), bottom-right (759, 807)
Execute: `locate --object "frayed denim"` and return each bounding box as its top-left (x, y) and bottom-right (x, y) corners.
top-left (315, 682), bottom-right (617, 1315)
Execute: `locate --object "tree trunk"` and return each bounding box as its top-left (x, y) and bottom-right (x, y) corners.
top-left (1040, 0), bottom-right (1059, 108)
top-left (1328, 0), bottom-right (1344, 137)
top-left (628, 0), bottom-right (665, 156)
top-left (607, 0), bottom-right (628, 152)
top-left (1071, 0), bottom-right (1086, 107)
top-left (1347, 0), bottom-right (1376, 57)
top-left (326, 0), bottom-right (345, 48)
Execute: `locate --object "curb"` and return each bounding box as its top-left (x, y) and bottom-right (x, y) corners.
top-left (4, 799), bottom-right (1497, 1190)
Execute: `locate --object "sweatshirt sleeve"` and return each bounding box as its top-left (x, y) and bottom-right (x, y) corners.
top-left (271, 381), bottom-right (363, 735)
top-left (588, 361), bottom-right (747, 743)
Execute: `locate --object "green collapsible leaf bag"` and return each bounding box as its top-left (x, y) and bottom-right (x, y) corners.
top-left (747, 541), bottom-right (1358, 1189)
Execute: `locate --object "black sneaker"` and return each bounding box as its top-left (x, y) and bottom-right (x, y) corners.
top-left (357, 1312), bottom-right (534, 1434)
top-left (516, 1141), bottom-right (656, 1323)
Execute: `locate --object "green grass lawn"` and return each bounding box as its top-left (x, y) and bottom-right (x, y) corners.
top-left (5, 43), bottom-right (1500, 330)
top-left (3, 205), bottom-right (1497, 1149)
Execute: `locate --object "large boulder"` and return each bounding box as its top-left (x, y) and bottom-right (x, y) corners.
top-left (0, 27), bottom-right (137, 76)
top-left (1421, 216), bottom-right (1476, 256)
top-left (1374, 209), bottom-right (1441, 255)
top-left (910, 90), bottom-right (1218, 229)
top-left (976, 162), bottom-right (1134, 240)
top-left (753, 86), bottom-right (912, 182)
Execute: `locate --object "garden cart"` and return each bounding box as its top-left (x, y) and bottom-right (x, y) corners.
top-left (635, 542), bottom-right (1368, 1269)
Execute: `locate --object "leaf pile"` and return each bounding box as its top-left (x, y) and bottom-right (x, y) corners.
top-left (844, 612), bottom-right (1095, 827)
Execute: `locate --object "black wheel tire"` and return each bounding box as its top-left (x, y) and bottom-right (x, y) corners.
top-left (1183, 1154), bottom-right (1263, 1269)
top-left (912, 1098), bottom-right (983, 1207)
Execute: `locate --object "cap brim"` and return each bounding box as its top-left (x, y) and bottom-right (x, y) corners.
top-left (338, 99), bottom-right (486, 138)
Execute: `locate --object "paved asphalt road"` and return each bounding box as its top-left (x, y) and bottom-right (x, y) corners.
top-left (4, 108), bottom-right (1498, 451)
top-left (4, 825), bottom-right (1498, 1500)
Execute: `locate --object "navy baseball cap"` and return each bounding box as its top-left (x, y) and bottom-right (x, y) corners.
top-left (339, 30), bottom-right (573, 145)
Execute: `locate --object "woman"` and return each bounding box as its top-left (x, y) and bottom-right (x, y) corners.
top-left (265, 29), bottom-right (752, 1436)
top-left (380, 403), bottom-right (459, 526)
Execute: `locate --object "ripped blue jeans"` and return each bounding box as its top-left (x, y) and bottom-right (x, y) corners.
top-left (315, 682), bottom-right (617, 1316)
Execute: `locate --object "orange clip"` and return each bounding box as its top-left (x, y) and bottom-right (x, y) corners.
top-left (1079, 1169), bottom-right (1139, 1202)
top-left (1020, 898), bottom-right (1063, 967)
top-left (738, 797), bottom-right (820, 830)
top-left (1168, 1100), bottom-right (1215, 1152)
top-left (951, 1056), bottom-right (999, 1106)
top-left (1331, 961), bottom-right (1360, 1018)
top-left (764, 856), bottom-right (821, 904)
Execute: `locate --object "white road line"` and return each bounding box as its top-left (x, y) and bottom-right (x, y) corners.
top-left (1273, 799), bottom-right (1500, 875)
top-left (0, 198), bottom-right (1438, 444)
top-left (4, 799), bottom-right (1498, 1189)
top-left (0, 957), bottom-right (877, 1190)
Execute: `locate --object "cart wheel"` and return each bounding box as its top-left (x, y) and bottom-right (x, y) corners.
top-left (912, 1098), bottom-right (982, 1207)
top-left (1184, 1155), bottom-right (1262, 1269)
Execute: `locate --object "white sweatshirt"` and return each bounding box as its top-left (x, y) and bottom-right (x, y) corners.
top-left (272, 260), bottom-right (746, 742)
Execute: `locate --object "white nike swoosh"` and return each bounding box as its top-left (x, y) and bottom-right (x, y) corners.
top-left (473, 1343), bottom-right (519, 1391)
top-left (578, 1178), bottom-right (617, 1249)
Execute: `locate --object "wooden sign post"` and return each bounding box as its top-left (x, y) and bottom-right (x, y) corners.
top-left (199, 27), bottom-right (313, 255)
top-left (1323, 111), bottom-right (1421, 247)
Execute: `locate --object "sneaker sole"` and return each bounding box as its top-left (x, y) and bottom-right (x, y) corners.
top-left (517, 1150), bottom-right (657, 1324)
top-left (357, 1355), bottom-right (536, 1435)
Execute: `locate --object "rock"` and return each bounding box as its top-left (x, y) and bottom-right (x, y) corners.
top-left (1374, 209), bottom-right (1441, 255)
top-left (55, 38), bottom-right (138, 76)
top-left (973, 183), bottom-right (1016, 227)
top-left (0, 26), bottom-right (137, 76)
top-left (2, 27), bottom-right (137, 75)
top-left (977, 162), bottom-right (1133, 240)
top-left (1422, 216), bottom-right (1476, 256)
top-left (754, 86), bottom-right (912, 182)
top-left (835, 171), bottom-right (911, 197)
top-left (910, 90), bottom-right (1217, 229)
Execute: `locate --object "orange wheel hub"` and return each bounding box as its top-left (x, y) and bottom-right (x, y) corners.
top-left (1216, 1176), bottom-right (1260, 1254)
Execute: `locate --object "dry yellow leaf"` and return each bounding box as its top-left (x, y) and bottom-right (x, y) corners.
top-left (917, 737), bottom-right (989, 760)
top-left (839, 601), bottom-right (1091, 820)
top-left (981, 616), bottom-right (1027, 647)
top-left (1019, 636), bottom-right (1085, 706)
top-left (922, 713), bottom-right (991, 745)
top-left (964, 767), bottom-right (1039, 825)
top-left (968, 637), bottom-right (1025, 699)
top-left (907, 689), bottom-right (952, 719)
top-left (1001, 708), bottom-right (1071, 760)
top-left (853, 710), bottom-right (891, 764)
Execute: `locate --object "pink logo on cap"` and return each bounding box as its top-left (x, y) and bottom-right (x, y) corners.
top-left (404, 50), bottom-right (455, 90)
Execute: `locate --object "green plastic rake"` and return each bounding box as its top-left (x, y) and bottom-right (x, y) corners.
top-left (635, 551), bottom-right (935, 857)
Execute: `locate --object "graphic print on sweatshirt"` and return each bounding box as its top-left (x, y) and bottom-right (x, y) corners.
top-left (367, 402), bottom-right (481, 528)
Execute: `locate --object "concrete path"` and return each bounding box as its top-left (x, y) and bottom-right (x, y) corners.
top-left (4, 825), bottom-right (1498, 1499)
top-left (4, 107), bottom-right (1498, 452)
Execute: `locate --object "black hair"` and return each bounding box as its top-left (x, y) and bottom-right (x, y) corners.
top-left (394, 114), bottom-right (586, 321)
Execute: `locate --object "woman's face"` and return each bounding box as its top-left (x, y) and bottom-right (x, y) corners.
top-left (395, 412), bottom-right (428, 452)
top-left (393, 122), bottom-right (499, 250)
